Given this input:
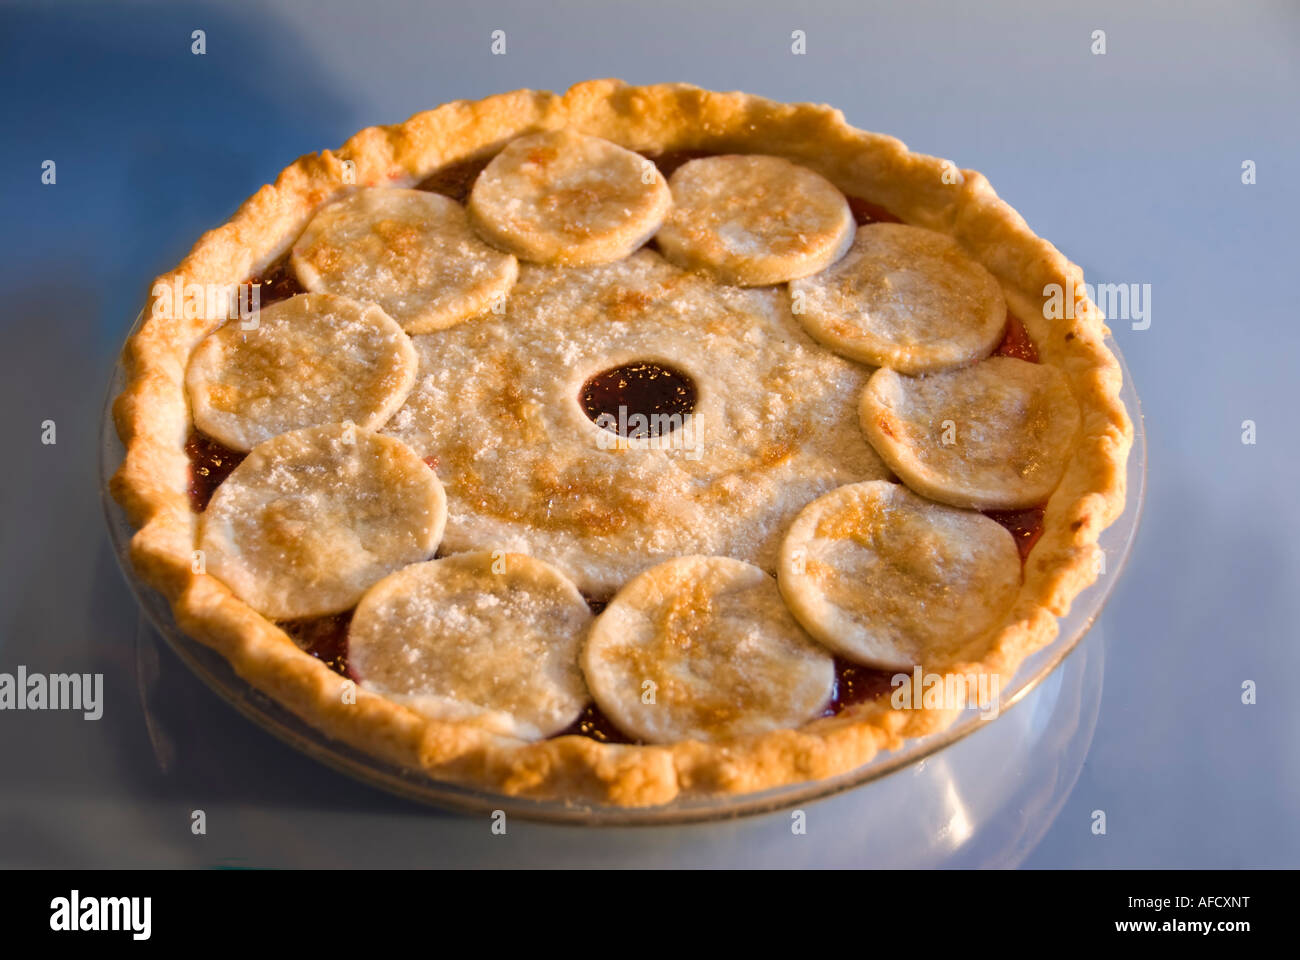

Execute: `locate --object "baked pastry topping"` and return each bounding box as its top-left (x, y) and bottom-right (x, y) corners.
top-left (777, 481), bottom-right (1021, 670)
top-left (582, 556), bottom-right (835, 743)
top-left (185, 293), bottom-right (417, 451)
top-left (112, 80), bottom-right (1131, 808)
top-left (790, 223), bottom-right (1007, 373)
top-left (861, 357), bottom-right (1081, 510)
top-left (381, 250), bottom-right (886, 597)
top-left (655, 154), bottom-right (854, 285)
top-left (292, 188), bottom-right (518, 333)
top-left (199, 423), bottom-right (446, 619)
top-left (349, 552), bottom-right (590, 740)
top-left (467, 129), bottom-right (671, 265)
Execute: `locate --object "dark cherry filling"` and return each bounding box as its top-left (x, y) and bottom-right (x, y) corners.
top-left (249, 258), bottom-right (304, 308)
top-left (415, 154), bottom-right (497, 202)
top-left (580, 592), bottom-right (609, 615)
top-left (185, 431), bottom-right (246, 512)
top-left (183, 153), bottom-right (1048, 741)
top-left (993, 310), bottom-right (1039, 363)
top-left (640, 149), bottom-right (715, 179)
top-left (557, 702), bottom-right (635, 744)
top-left (280, 612), bottom-right (356, 680)
top-left (983, 505), bottom-right (1047, 560)
top-left (824, 658), bottom-right (897, 715)
top-left (580, 361), bottom-right (698, 438)
top-left (847, 196), bottom-right (904, 227)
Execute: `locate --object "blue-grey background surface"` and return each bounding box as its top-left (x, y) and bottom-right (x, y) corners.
top-left (1, 0), bottom-right (1296, 867)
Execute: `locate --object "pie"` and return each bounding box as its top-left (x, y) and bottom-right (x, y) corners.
top-left (111, 80), bottom-right (1132, 808)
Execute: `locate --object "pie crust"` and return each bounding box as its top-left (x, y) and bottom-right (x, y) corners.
top-left (112, 80), bottom-right (1132, 808)
top-left (185, 292), bottom-right (417, 450)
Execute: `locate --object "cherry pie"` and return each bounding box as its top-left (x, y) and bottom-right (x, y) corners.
top-left (112, 80), bottom-right (1131, 807)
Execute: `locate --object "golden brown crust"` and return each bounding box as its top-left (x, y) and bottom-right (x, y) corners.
top-left (111, 79), bottom-right (1132, 807)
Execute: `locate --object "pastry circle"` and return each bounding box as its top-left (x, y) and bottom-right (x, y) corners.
top-left (655, 154), bottom-right (854, 286)
top-left (861, 357), bottom-right (1082, 510)
top-left (581, 556), bottom-right (835, 743)
top-left (199, 423), bottom-right (446, 619)
top-left (467, 129), bottom-right (671, 265)
top-left (382, 250), bottom-right (889, 597)
top-left (348, 552), bottom-right (591, 740)
top-left (790, 223), bottom-right (1007, 373)
top-left (185, 293), bottom-right (417, 452)
top-left (777, 480), bottom-right (1020, 670)
top-left (290, 188), bottom-right (518, 333)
